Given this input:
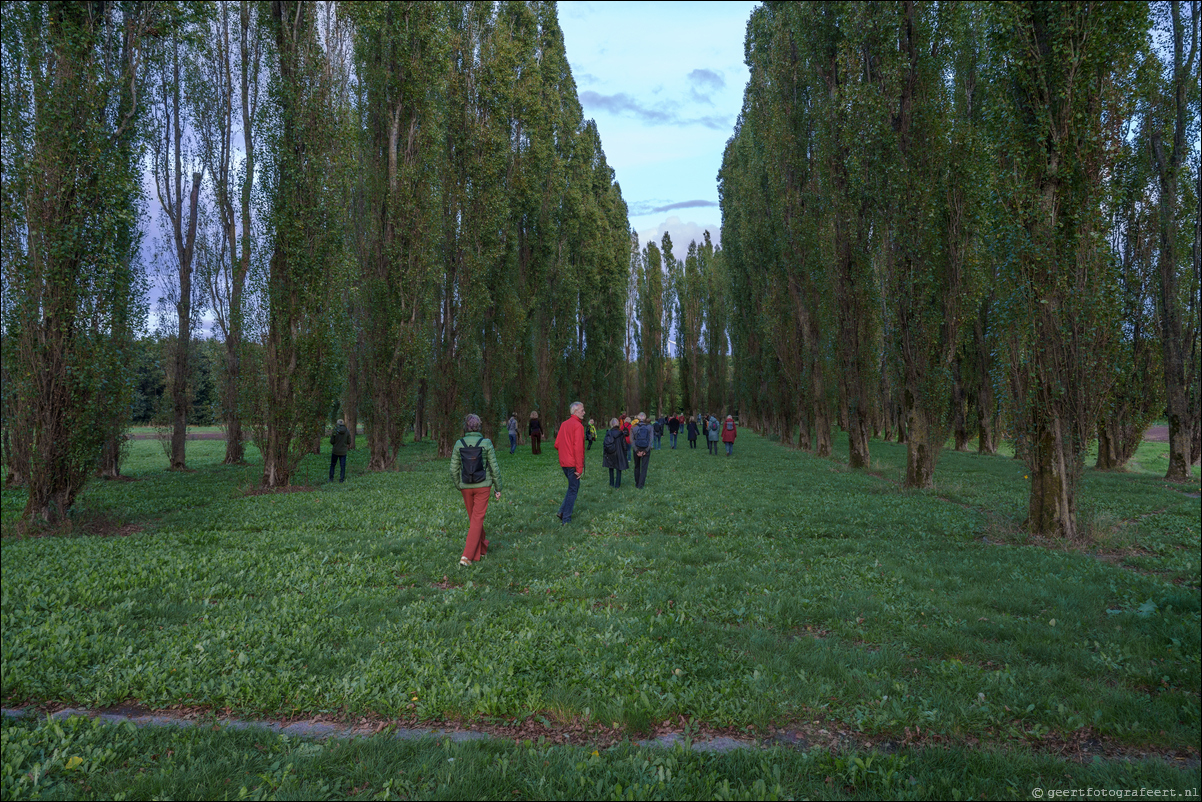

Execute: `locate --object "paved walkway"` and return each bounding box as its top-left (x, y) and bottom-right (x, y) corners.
top-left (1, 706), bottom-right (756, 753)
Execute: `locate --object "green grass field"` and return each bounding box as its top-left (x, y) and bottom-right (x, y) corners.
top-left (2, 431), bottom-right (1198, 799)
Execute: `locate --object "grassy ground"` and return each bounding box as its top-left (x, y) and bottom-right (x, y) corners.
top-left (2, 432), bottom-right (1198, 799)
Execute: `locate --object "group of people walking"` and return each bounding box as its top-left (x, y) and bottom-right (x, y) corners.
top-left (452, 405), bottom-right (738, 566)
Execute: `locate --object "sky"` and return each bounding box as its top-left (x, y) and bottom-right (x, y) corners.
top-left (558, 1), bottom-right (758, 263)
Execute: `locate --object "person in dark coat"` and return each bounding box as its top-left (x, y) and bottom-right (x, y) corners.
top-left (667, 414), bottom-right (681, 448)
top-left (631, 412), bottom-right (654, 489)
top-left (601, 417), bottom-right (629, 488)
top-left (329, 419), bottom-right (350, 482)
top-left (528, 411), bottom-right (543, 454)
top-left (686, 415), bottom-right (699, 449)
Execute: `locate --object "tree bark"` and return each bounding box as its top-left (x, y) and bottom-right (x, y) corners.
top-left (904, 407), bottom-right (937, 489)
top-left (1027, 415), bottom-right (1077, 540)
top-left (170, 171), bottom-right (203, 471)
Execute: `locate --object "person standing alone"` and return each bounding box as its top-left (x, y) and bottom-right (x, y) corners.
top-left (451, 414), bottom-right (502, 566)
top-left (529, 411), bottom-right (543, 455)
top-left (329, 419), bottom-right (350, 482)
top-left (554, 401), bottom-right (586, 524)
top-left (507, 413), bottom-right (518, 454)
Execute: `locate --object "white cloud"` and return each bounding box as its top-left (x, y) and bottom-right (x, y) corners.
top-left (636, 216), bottom-right (721, 263)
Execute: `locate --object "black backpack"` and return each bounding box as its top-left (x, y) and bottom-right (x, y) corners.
top-left (602, 429), bottom-right (620, 457)
top-left (633, 423), bottom-right (652, 450)
top-left (653, 420), bottom-right (663, 435)
top-left (457, 436), bottom-right (487, 484)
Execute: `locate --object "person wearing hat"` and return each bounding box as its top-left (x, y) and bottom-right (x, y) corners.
top-left (721, 414), bottom-right (738, 456)
top-left (329, 419), bottom-right (350, 482)
top-left (452, 413), bottom-right (502, 565)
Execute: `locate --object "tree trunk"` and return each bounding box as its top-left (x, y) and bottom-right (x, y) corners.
top-left (1027, 415), bottom-right (1077, 539)
top-left (846, 400), bottom-right (871, 469)
top-left (904, 409), bottom-right (937, 489)
top-left (413, 377), bottom-right (427, 443)
top-left (976, 380), bottom-right (997, 455)
top-left (1095, 421), bottom-right (1120, 470)
top-left (344, 337), bottom-right (359, 450)
top-left (223, 329), bottom-right (245, 463)
top-left (169, 173), bottom-right (203, 472)
top-left (99, 433), bottom-right (123, 479)
top-left (952, 361), bottom-right (969, 452)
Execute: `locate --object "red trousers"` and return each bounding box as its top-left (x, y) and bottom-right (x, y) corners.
top-left (460, 487), bottom-right (491, 561)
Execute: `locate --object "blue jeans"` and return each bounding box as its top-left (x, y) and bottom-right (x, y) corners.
top-left (508, 432), bottom-right (517, 453)
top-left (725, 442), bottom-right (733, 456)
top-left (653, 435), bottom-right (662, 449)
top-left (669, 433), bottom-right (678, 448)
top-left (559, 466), bottom-right (580, 522)
top-left (609, 467), bottom-right (622, 488)
top-left (329, 454), bottom-right (346, 482)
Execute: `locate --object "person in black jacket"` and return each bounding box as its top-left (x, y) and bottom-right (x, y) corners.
top-left (329, 419), bottom-right (350, 482)
top-left (667, 413), bottom-right (681, 448)
top-left (601, 418), bottom-right (629, 488)
top-left (528, 411), bottom-right (543, 455)
top-left (686, 415), bottom-right (699, 449)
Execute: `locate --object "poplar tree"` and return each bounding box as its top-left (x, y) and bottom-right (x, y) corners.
top-left (256, 0), bottom-right (348, 487)
top-left (348, 1), bottom-right (443, 469)
top-left (638, 240), bottom-right (664, 414)
top-left (990, 0), bottom-right (1143, 537)
top-left (1, 1), bottom-right (158, 522)
top-left (148, 10), bottom-right (206, 472)
top-left (676, 241), bottom-right (704, 413)
top-left (1146, 0), bottom-right (1201, 479)
top-left (883, 1), bottom-right (984, 489)
top-left (430, 0), bottom-right (510, 456)
top-left (192, 0), bottom-right (265, 465)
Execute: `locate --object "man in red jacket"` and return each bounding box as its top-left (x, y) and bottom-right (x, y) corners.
top-left (554, 401), bottom-right (586, 524)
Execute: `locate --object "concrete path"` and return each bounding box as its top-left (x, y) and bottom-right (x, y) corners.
top-left (2, 706), bottom-right (753, 753)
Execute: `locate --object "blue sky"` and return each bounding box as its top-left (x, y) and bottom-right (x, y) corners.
top-left (558, 1), bottom-right (758, 262)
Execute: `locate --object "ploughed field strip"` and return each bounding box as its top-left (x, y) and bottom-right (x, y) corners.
top-left (1, 435), bottom-right (1198, 782)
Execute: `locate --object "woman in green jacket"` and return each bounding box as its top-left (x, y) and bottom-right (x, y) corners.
top-left (451, 414), bottom-right (502, 566)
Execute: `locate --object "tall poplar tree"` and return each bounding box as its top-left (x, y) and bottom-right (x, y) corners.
top-left (990, 0), bottom-right (1143, 537)
top-left (1146, 0), bottom-right (1201, 479)
top-left (429, 0), bottom-right (510, 456)
top-left (883, 1), bottom-right (983, 489)
top-left (192, 0), bottom-right (265, 465)
top-left (148, 11), bottom-right (205, 472)
top-left (1, 1), bottom-right (158, 522)
top-left (349, 2), bottom-right (443, 469)
top-left (256, 0), bottom-right (348, 487)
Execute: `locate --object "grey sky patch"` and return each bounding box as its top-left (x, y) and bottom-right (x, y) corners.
top-left (687, 68), bottom-right (725, 90)
top-left (649, 199), bottom-right (720, 214)
top-left (687, 68), bottom-right (725, 105)
top-left (579, 90), bottom-right (730, 130)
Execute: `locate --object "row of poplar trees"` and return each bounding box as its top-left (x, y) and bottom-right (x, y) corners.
top-left (1, 0), bottom-right (631, 524)
top-left (719, 1), bottom-right (1200, 538)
